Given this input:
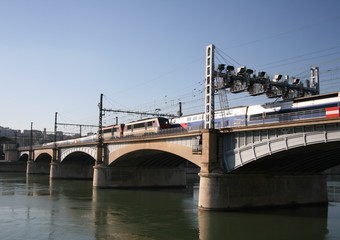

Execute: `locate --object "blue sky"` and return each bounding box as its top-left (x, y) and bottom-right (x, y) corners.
top-left (1, 0), bottom-right (340, 133)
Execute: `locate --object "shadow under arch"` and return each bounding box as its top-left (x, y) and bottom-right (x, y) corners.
top-left (57, 151), bottom-right (96, 179)
top-left (108, 141), bottom-right (202, 168)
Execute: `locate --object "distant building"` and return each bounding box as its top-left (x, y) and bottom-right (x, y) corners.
top-left (0, 126), bottom-right (79, 147)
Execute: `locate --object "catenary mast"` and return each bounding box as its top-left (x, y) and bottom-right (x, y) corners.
top-left (204, 44), bottom-right (215, 129)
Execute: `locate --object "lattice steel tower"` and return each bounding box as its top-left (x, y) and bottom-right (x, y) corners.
top-left (204, 44), bottom-right (215, 129)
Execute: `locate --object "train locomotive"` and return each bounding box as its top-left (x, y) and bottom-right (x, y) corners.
top-left (102, 117), bottom-right (171, 138)
top-left (43, 117), bottom-right (172, 147)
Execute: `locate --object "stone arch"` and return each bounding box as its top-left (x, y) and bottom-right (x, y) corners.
top-left (35, 150), bottom-right (52, 162)
top-left (62, 151), bottom-right (96, 165)
top-left (56, 151), bottom-right (95, 179)
top-left (18, 153), bottom-right (29, 162)
top-left (226, 135), bottom-right (340, 173)
top-left (60, 146), bottom-right (97, 163)
top-left (108, 141), bottom-right (201, 167)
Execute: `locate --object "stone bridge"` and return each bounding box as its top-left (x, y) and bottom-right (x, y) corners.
top-left (16, 118), bottom-right (340, 210)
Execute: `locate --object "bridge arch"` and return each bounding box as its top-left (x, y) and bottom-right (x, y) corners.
top-left (35, 152), bottom-right (52, 163)
top-left (232, 140), bottom-right (340, 173)
top-left (34, 149), bottom-right (53, 161)
top-left (223, 123), bottom-right (340, 173)
top-left (60, 146), bottom-right (97, 163)
top-left (108, 141), bottom-right (201, 167)
top-left (55, 151), bottom-right (96, 179)
top-left (18, 153), bottom-right (28, 162)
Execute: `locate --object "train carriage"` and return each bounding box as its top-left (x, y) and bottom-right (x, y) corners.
top-left (123, 117), bottom-right (171, 136)
top-left (102, 124), bottom-right (124, 138)
top-left (171, 106), bottom-right (248, 130)
top-left (43, 92), bottom-right (340, 147)
top-left (247, 92), bottom-right (340, 125)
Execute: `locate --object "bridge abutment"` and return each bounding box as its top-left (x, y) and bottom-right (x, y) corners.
top-left (3, 143), bottom-right (18, 161)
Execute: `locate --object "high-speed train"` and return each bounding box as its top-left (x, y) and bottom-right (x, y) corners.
top-left (43, 92), bottom-right (339, 147)
top-left (171, 91), bottom-right (340, 130)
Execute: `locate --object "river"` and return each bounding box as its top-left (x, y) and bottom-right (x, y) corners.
top-left (0, 173), bottom-right (339, 240)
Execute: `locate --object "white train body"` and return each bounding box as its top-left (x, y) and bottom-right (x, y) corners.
top-left (171, 92), bottom-right (340, 129)
top-left (43, 92), bottom-right (340, 147)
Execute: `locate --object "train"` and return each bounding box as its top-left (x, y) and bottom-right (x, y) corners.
top-left (43, 92), bottom-right (340, 147)
top-left (171, 91), bottom-right (340, 130)
top-left (102, 117), bottom-right (172, 139)
top-left (42, 117), bottom-right (172, 147)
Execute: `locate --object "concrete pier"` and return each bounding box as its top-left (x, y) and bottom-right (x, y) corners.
top-left (93, 164), bottom-right (186, 188)
top-left (26, 160), bottom-right (50, 175)
top-left (50, 160), bottom-right (94, 179)
top-left (198, 129), bottom-right (328, 210)
top-left (198, 173), bottom-right (328, 210)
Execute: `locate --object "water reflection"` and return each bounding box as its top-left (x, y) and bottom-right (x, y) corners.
top-left (91, 188), bottom-right (199, 239)
top-left (328, 175), bottom-right (340, 203)
top-left (198, 206), bottom-right (328, 240)
top-left (0, 173), bottom-right (339, 240)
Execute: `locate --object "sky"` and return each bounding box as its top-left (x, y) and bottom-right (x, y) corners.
top-left (1, 0), bottom-right (340, 134)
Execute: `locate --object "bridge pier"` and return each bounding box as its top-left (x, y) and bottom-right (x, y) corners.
top-left (50, 160), bottom-right (94, 179)
top-left (198, 129), bottom-right (328, 210)
top-left (50, 161), bottom-right (61, 179)
top-left (198, 173), bottom-right (328, 210)
top-left (93, 164), bottom-right (186, 188)
top-left (26, 160), bottom-right (50, 175)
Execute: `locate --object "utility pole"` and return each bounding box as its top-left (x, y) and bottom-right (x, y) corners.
top-left (177, 102), bottom-right (183, 117)
top-left (97, 93), bottom-right (104, 164)
top-left (56, 122), bottom-right (98, 137)
top-left (54, 112), bottom-right (98, 138)
top-left (53, 112), bottom-right (58, 163)
top-left (54, 112), bottom-right (58, 142)
top-left (205, 44), bottom-right (215, 129)
top-left (29, 122), bottom-right (34, 161)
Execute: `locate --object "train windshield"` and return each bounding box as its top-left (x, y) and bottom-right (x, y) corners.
top-left (158, 117), bottom-right (171, 128)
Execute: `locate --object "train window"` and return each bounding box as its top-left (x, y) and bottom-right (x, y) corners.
top-left (187, 117), bottom-right (192, 121)
top-left (158, 118), bottom-right (169, 125)
top-left (134, 123), bottom-right (145, 129)
top-left (103, 128), bottom-right (112, 134)
top-left (147, 121), bottom-right (153, 127)
top-left (127, 125), bottom-right (132, 130)
top-left (249, 114), bottom-right (262, 121)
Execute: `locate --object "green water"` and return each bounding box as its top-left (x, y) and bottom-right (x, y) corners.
top-left (0, 173), bottom-right (339, 240)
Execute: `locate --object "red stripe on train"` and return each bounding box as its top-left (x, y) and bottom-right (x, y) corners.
top-left (326, 106), bottom-right (340, 118)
